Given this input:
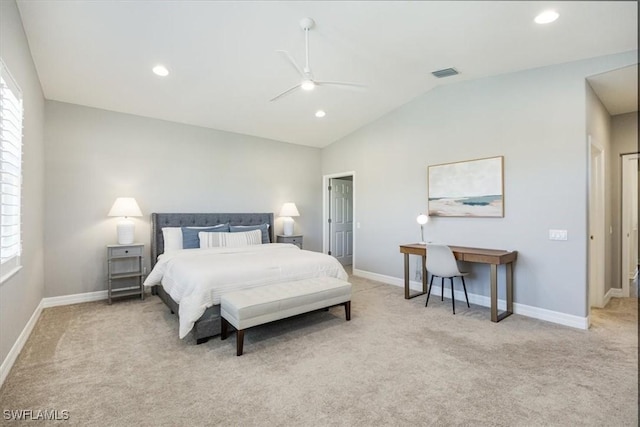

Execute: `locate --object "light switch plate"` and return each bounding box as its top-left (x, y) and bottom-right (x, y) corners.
top-left (549, 229), bottom-right (568, 241)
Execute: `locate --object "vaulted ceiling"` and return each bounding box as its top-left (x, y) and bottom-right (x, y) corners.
top-left (16, 1), bottom-right (638, 147)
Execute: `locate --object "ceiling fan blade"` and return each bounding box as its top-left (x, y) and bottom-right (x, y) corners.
top-left (315, 81), bottom-right (367, 88)
top-left (269, 83), bottom-right (302, 102)
top-left (276, 50), bottom-right (305, 79)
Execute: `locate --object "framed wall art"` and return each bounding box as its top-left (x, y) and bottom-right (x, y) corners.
top-left (428, 156), bottom-right (504, 217)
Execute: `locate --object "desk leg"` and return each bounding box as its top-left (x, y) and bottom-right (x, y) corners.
top-left (404, 253), bottom-right (410, 299)
top-left (404, 253), bottom-right (429, 299)
top-left (490, 264), bottom-right (498, 322)
top-left (506, 262), bottom-right (513, 314)
top-left (491, 263), bottom-right (514, 322)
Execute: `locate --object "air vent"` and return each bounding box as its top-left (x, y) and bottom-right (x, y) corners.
top-left (431, 68), bottom-right (459, 78)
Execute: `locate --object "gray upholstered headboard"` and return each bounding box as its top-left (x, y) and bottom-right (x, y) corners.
top-left (150, 212), bottom-right (274, 266)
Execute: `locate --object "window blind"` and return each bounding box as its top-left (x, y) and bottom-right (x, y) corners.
top-left (0, 59), bottom-right (23, 273)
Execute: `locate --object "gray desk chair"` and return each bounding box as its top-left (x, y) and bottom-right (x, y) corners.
top-left (425, 244), bottom-right (470, 314)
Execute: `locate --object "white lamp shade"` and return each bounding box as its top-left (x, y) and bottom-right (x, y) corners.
top-left (417, 214), bottom-right (429, 225)
top-left (108, 197), bottom-right (142, 217)
top-left (279, 202), bottom-right (300, 217)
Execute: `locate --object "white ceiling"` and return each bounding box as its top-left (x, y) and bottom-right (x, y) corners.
top-left (16, 1), bottom-right (638, 148)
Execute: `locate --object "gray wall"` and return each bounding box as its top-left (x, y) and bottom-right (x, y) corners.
top-left (0, 1), bottom-right (46, 365)
top-left (322, 51), bottom-right (636, 318)
top-left (44, 101), bottom-right (321, 297)
top-left (610, 112), bottom-right (639, 291)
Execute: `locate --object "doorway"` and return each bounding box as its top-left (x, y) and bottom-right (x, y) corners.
top-left (323, 172), bottom-right (355, 267)
top-left (620, 153), bottom-right (639, 297)
top-left (588, 136), bottom-right (605, 311)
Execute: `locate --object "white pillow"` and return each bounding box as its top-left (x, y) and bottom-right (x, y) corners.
top-left (162, 227), bottom-right (184, 253)
top-left (162, 225), bottom-right (227, 253)
top-left (199, 229), bottom-right (262, 248)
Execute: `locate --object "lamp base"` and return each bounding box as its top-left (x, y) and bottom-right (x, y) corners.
top-left (116, 218), bottom-right (135, 245)
top-left (282, 217), bottom-right (295, 236)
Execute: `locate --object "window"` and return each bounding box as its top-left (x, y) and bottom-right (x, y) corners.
top-left (0, 59), bottom-right (23, 281)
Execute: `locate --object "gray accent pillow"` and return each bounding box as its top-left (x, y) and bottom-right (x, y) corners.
top-left (182, 224), bottom-right (229, 249)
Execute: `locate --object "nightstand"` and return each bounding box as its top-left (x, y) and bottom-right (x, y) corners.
top-left (107, 243), bottom-right (145, 304)
top-left (276, 234), bottom-right (303, 249)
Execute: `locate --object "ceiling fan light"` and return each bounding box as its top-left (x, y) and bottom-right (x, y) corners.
top-left (301, 79), bottom-right (315, 91)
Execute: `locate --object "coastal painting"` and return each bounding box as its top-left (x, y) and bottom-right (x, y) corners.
top-left (428, 156), bottom-right (504, 217)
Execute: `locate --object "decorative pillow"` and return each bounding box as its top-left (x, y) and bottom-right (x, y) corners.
top-left (162, 227), bottom-right (184, 253)
top-left (229, 224), bottom-right (270, 244)
top-left (199, 229), bottom-right (262, 248)
top-left (181, 224), bottom-right (230, 249)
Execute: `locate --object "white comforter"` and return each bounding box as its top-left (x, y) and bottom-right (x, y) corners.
top-left (144, 244), bottom-right (349, 338)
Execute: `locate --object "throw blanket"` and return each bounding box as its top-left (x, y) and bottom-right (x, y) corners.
top-left (144, 244), bottom-right (349, 338)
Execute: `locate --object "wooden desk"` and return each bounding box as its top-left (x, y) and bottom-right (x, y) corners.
top-left (399, 244), bottom-right (518, 322)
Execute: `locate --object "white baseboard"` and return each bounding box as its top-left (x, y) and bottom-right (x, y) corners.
top-left (42, 290), bottom-right (107, 308)
top-left (1, 290), bottom-right (109, 388)
top-left (603, 289), bottom-right (613, 307)
top-left (353, 268), bottom-right (589, 330)
top-left (608, 288), bottom-right (624, 299)
top-left (0, 299), bottom-right (44, 387)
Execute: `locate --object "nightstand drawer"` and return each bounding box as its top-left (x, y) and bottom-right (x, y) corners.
top-left (276, 235), bottom-right (303, 249)
top-left (109, 245), bottom-right (143, 258)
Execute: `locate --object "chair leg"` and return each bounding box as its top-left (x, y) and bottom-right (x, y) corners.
top-left (425, 275), bottom-right (434, 307)
top-left (461, 276), bottom-right (470, 308)
top-left (441, 277), bottom-right (445, 301)
top-left (450, 277), bottom-right (455, 314)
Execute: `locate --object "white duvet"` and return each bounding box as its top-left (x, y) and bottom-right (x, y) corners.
top-left (144, 243), bottom-right (349, 338)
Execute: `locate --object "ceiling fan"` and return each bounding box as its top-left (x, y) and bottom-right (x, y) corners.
top-left (270, 17), bottom-right (365, 102)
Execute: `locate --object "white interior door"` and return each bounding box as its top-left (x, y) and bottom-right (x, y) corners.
top-left (330, 178), bottom-right (353, 266)
top-left (589, 137), bottom-right (605, 310)
top-left (621, 153), bottom-right (639, 296)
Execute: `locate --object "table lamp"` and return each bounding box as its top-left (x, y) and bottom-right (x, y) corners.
top-left (416, 213), bottom-right (429, 244)
top-left (108, 197), bottom-right (143, 244)
top-left (279, 202), bottom-right (300, 236)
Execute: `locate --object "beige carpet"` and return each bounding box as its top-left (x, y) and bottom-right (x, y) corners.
top-left (1, 275), bottom-right (637, 426)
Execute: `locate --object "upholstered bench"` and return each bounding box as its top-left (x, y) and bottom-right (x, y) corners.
top-left (220, 277), bottom-right (352, 356)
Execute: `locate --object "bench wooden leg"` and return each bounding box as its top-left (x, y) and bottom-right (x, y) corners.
top-left (236, 329), bottom-right (245, 356)
top-left (344, 301), bottom-right (351, 321)
top-left (221, 317), bottom-right (228, 340)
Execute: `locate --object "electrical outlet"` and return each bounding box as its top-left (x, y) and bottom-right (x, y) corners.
top-left (549, 229), bottom-right (568, 241)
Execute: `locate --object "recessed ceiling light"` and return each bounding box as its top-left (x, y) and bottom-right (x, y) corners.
top-left (152, 65), bottom-right (169, 77)
top-left (535, 10), bottom-right (559, 24)
top-left (315, 110), bottom-right (326, 118)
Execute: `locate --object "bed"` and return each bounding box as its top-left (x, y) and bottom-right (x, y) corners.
top-left (146, 212), bottom-right (349, 343)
